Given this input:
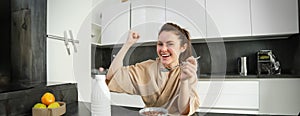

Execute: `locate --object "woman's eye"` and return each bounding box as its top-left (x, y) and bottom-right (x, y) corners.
top-left (157, 43), bottom-right (163, 46)
top-left (167, 43), bottom-right (174, 46)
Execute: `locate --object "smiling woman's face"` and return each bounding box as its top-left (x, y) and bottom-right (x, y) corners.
top-left (157, 31), bottom-right (186, 68)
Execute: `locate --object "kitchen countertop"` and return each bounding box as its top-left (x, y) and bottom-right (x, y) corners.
top-left (27, 101), bottom-right (141, 116)
top-left (59, 102), bottom-right (202, 116)
top-left (198, 74), bottom-right (300, 81)
top-left (63, 102), bottom-right (201, 116)
top-left (64, 102), bottom-right (227, 116)
top-left (58, 102), bottom-right (287, 116)
top-left (64, 102), bottom-right (140, 116)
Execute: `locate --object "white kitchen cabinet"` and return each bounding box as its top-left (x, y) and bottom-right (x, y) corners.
top-left (259, 79), bottom-right (300, 115)
top-left (166, 0), bottom-right (206, 39)
top-left (198, 80), bottom-right (259, 110)
top-left (110, 80), bottom-right (260, 113)
top-left (131, 0), bottom-right (166, 43)
top-left (101, 0), bottom-right (130, 45)
top-left (251, 0), bottom-right (299, 36)
top-left (206, 0), bottom-right (252, 38)
top-left (47, 0), bottom-right (92, 102)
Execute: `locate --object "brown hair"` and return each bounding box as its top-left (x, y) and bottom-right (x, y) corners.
top-left (158, 22), bottom-right (192, 62)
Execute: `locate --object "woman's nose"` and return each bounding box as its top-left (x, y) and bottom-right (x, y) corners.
top-left (161, 45), bottom-right (168, 51)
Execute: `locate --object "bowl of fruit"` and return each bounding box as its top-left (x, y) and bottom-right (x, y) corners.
top-left (32, 92), bottom-right (66, 116)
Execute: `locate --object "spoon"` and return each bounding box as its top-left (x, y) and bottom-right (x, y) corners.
top-left (160, 56), bottom-right (201, 72)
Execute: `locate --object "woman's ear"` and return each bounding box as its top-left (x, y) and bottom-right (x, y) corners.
top-left (180, 43), bottom-right (187, 53)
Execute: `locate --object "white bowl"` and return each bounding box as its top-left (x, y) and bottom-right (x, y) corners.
top-left (139, 107), bottom-right (168, 116)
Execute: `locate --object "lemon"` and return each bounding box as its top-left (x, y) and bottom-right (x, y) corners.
top-left (33, 103), bottom-right (47, 109)
top-left (48, 102), bottom-right (60, 108)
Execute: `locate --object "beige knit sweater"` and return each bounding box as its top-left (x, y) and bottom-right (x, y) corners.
top-left (107, 58), bottom-right (200, 115)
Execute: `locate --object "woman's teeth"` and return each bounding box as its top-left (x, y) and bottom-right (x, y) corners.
top-left (162, 54), bottom-right (170, 57)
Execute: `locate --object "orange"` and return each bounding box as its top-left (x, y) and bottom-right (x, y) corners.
top-left (41, 92), bottom-right (56, 106)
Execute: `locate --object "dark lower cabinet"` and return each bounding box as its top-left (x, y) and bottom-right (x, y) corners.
top-left (0, 83), bottom-right (78, 116)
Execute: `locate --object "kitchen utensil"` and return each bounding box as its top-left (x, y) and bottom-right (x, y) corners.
top-left (238, 57), bottom-right (247, 76)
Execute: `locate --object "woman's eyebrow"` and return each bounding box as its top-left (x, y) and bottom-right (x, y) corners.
top-left (157, 40), bottom-right (175, 44)
top-left (166, 41), bottom-right (175, 43)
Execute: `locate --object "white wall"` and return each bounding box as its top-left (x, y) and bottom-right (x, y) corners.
top-left (47, 0), bottom-right (92, 102)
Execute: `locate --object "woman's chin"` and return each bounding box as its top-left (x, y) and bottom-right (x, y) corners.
top-left (160, 60), bottom-right (169, 65)
top-left (161, 60), bottom-right (173, 67)
top-left (160, 57), bottom-right (174, 65)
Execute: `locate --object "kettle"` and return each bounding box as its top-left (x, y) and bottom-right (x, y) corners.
top-left (238, 57), bottom-right (247, 76)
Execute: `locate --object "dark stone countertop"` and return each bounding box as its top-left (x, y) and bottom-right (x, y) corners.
top-left (198, 74), bottom-right (300, 79)
top-left (65, 102), bottom-right (141, 116)
top-left (26, 101), bottom-right (141, 116)
top-left (64, 102), bottom-right (215, 116)
top-left (57, 102), bottom-right (286, 116)
top-left (60, 102), bottom-right (208, 116)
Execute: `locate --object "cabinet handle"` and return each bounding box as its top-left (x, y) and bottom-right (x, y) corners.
top-left (47, 30), bottom-right (79, 55)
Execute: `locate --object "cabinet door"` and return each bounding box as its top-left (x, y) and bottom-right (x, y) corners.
top-left (206, 0), bottom-right (251, 38)
top-left (47, 0), bottom-right (92, 101)
top-left (131, 0), bottom-right (166, 43)
top-left (198, 81), bottom-right (259, 110)
top-left (251, 0), bottom-right (299, 35)
top-left (259, 79), bottom-right (300, 115)
top-left (166, 0), bottom-right (206, 39)
top-left (101, 0), bottom-right (130, 45)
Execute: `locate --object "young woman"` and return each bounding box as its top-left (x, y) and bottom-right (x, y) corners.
top-left (106, 23), bottom-right (200, 115)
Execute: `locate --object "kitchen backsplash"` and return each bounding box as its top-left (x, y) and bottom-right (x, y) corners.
top-left (92, 34), bottom-right (300, 75)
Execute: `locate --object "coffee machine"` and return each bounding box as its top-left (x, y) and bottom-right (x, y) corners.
top-left (257, 50), bottom-right (281, 75)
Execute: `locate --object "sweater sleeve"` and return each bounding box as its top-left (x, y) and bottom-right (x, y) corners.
top-left (188, 76), bottom-right (200, 115)
top-left (166, 75), bottom-right (200, 115)
top-left (107, 59), bottom-right (156, 95)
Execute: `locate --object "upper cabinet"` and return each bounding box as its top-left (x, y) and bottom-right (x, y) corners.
top-left (166, 0), bottom-right (206, 39)
top-left (206, 0), bottom-right (251, 38)
top-left (100, 0), bottom-right (130, 45)
top-left (100, 0), bottom-right (163, 45)
top-left (131, 0), bottom-right (166, 43)
top-left (251, 0), bottom-right (299, 36)
top-left (99, 0), bottom-right (299, 45)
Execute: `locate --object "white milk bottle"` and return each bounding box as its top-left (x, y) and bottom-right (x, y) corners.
top-left (91, 74), bottom-right (111, 116)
